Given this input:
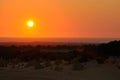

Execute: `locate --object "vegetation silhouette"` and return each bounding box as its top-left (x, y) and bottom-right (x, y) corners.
top-left (0, 40), bottom-right (120, 70)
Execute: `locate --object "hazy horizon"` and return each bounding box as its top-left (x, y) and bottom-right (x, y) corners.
top-left (0, 37), bottom-right (120, 43)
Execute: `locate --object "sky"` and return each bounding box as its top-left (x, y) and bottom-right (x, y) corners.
top-left (0, 0), bottom-right (120, 38)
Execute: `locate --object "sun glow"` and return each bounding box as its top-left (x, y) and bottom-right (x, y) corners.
top-left (27, 20), bottom-right (34, 27)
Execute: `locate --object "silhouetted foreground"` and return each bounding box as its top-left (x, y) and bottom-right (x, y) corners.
top-left (0, 40), bottom-right (120, 70)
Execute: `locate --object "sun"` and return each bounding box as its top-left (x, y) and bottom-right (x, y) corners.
top-left (27, 20), bottom-right (34, 27)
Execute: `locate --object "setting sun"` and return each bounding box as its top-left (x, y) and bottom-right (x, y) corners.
top-left (27, 20), bottom-right (34, 27)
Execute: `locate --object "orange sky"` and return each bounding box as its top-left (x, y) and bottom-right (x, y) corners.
top-left (0, 0), bottom-right (120, 38)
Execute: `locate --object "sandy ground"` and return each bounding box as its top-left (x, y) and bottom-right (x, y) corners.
top-left (0, 62), bottom-right (120, 80)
